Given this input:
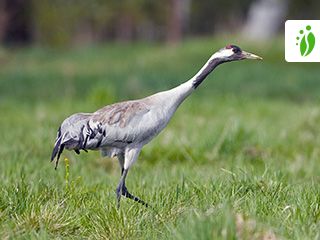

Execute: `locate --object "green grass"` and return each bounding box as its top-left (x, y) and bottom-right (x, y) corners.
top-left (1, 37), bottom-right (320, 239)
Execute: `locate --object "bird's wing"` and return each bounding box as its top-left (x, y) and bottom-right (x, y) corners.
top-left (92, 100), bottom-right (150, 129)
top-left (88, 100), bottom-right (151, 145)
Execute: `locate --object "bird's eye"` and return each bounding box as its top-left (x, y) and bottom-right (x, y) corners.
top-left (233, 47), bottom-right (241, 54)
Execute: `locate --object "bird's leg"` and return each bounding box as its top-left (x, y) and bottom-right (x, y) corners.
top-left (116, 168), bottom-right (149, 208)
top-left (116, 168), bottom-right (127, 209)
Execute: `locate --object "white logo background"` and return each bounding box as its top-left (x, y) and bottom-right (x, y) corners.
top-left (285, 20), bottom-right (320, 62)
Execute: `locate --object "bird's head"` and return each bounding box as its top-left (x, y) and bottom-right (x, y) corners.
top-left (192, 44), bottom-right (262, 89)
top-left (213, 44), bottom-right (262, 62)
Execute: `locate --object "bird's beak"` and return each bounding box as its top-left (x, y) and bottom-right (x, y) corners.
top-left (241, 51), bottom-right (263, 60)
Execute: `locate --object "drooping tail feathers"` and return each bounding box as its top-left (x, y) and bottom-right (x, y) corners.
top-left (51, 126), bottom-right (65, 170)
top-left (51, 113), bottom-right (103, 169)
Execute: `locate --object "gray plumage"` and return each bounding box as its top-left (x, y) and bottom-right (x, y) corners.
top-left (51, 45), bottom-right (262, 208)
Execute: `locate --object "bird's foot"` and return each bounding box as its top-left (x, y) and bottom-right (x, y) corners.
top-left (116, 184), bottom-right (149, 208)
top-left (121, 185), bottom-right (149, 207)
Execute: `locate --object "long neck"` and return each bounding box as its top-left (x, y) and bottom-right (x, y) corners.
top-left (162, 54), bottom-right (226, 108)
top-left (191, 55), bottom-right (225, 89)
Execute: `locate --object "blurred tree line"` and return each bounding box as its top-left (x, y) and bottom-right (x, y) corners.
top-left (0, 0), bottom-right (319, 47)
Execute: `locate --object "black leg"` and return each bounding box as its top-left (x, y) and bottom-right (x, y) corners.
top-left (116, 169), bottom-right (127, 209)
top-left (116, 168), bottom-right (149, 208)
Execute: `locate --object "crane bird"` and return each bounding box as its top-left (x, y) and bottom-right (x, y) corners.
top-left (51, 45), bottom-right (262, 208)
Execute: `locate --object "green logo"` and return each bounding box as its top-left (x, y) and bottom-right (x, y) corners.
top-left (296, 25), bottom-right (315, 57)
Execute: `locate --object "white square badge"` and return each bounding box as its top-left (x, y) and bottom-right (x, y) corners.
top-left (285, 20), bottom-right (320, 62)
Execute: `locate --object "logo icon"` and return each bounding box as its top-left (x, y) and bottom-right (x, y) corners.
top-left (296, 25), bottom-right (315, 57)
top-left (285, 20), bottom-right (320, 62)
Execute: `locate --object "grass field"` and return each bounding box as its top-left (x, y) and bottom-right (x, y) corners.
top-left (1, 38), bottom-right (320, 239)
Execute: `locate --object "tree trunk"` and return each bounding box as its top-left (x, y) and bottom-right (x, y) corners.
top-left (167, 0), bottom-right (190, 44)
top-left (242, 0), bottom-right (288, 40)
top-left (1, 0), bottom-right (32, 45)
top-left (0, 1), bottom-right (8, 42)
top-left (115, 14), bottom-right (134, 42)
